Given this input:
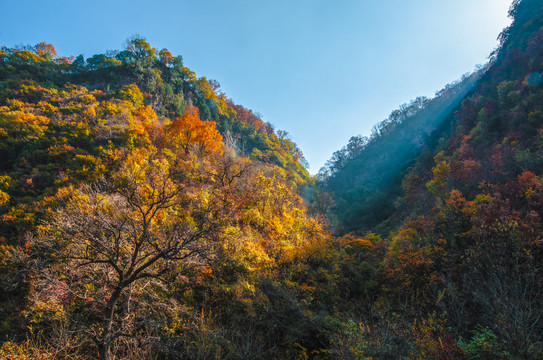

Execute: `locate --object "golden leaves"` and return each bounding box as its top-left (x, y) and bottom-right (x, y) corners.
top-left (0, 109), bottom-right (50, 139)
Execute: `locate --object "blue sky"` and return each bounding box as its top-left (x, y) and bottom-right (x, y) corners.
top-left (1, 0), bottom-right (512, 172)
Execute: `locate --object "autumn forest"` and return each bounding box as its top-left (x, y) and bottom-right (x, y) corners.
top-left (1, 0), bottom-right (543, 359)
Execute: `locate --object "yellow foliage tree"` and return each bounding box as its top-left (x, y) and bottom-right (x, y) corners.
top-left (30, 147), bottom-right (227, 360)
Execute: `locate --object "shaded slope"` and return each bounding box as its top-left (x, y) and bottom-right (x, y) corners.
top-left (322, 71), bottom-right (480, 233)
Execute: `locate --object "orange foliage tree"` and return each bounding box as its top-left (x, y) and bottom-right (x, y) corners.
top-left (166, 106), bottom-right (223, 156)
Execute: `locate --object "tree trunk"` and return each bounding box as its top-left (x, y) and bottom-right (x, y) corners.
top-left (99, 287), bottom-right (122, 360)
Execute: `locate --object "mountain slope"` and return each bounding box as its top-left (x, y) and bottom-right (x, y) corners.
top-left (318, 0), bottom-right (543, 357)
top-left (321, 71), bottom-right (480, 233)
top-left (0, 39), bottom-right (337, 360)
top-left (0, 38), bottom-right (311, 188)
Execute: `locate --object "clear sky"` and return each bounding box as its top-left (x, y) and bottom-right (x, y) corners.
top-left (0, 0), bottom-right (513, 172)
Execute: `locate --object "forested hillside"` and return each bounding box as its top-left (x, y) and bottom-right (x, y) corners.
top-left (317, 0), bottom-right (543, 358)
top-left (0, 38), bottom-right (336, 359)
top-left (320, 70), bottom-right (481, 233)
top-left (2, 0), bottom-right (543, 359)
